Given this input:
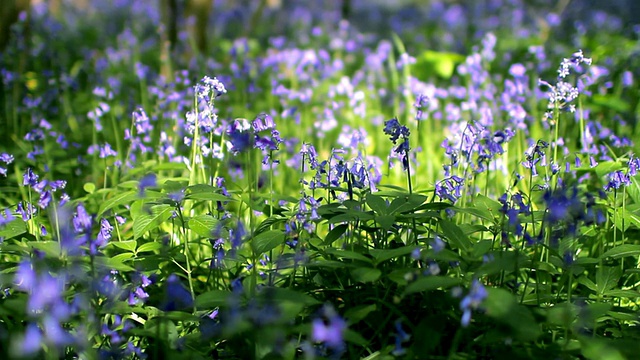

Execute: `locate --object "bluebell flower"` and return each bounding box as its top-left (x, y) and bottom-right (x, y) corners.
top-left (228, 119), bottom-right (254, 154)
top-left (391, 320), bottom-right (411, 356)
top-left (23, 168), bottom-right (39, 187)
top-left (431, 235), bottom-right (445, 253)
top-left (138, 173), bottom-right (157, 197)
top-left (383, 117), bottom-right (410, 143)
top-left (603, 170), bottom-right (631, 191)
top-left (168, 188), bottom-right (186, 203)
top-left (161, 274), bottom-right (193, 312)
top-left (0, 152), bottom-right (13, 176)
top-left (0, 208), bottom-right (15, 227)
top-left (459, 279), bottom-right (488, 327)
top-left (312, 304), bottom-right (347, 351)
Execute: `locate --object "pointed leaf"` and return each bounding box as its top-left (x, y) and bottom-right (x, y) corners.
top-left (324, 224), bottom-right (348, 245)
top-left (133, 204), bottom-right (173, 239)
top-left (188, 214), bottom-right (218, 238)
top-left (252, 230), bottom-right (284, 254)
top-left (350, 267), bottom-right (381, 283)
top-left (366, 194), bottom-right (388, 215)
top-left (403, 276), bottom-right (463, 296)
top-left (600, 245), bottom-right (640, 259)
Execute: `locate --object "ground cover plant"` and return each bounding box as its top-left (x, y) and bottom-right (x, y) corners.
top-left (1, 0), bottom-right (640, 359)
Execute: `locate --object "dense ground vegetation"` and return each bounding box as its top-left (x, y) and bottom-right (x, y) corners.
top-left (1, 0), bottom-right (640, 359)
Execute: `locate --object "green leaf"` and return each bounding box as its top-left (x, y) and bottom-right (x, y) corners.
top-left (252, 230), bottom-right (284, 254)
top-left (98, 190), bottom-right (138, 216)
top-left (350, 267), bottom-right (381, 283)
top-left (471, 240), bottom-right (493, 258)
top-left (95, 255), bottom-right (134, 272)
top-left (596, 267), bottom-right (621, 295)
top-left (484, 288), bottom-right (542, 341)
top-left (83, 182), bottom-right (96, 194)
top-left (137, 242), bottom-right (162, 252)
top-left (188, 214), bottom-right (217, 238)
top-left (324, 249), bottom-right (372, 264)
top-left (110, 240), bottom-right (137, 252)
top-left (375, 215), bottom-right (395, 231)
top-left (455, 206), bottom-right (495, 223)
top-left (602, 289), bottom-right (640, 298)
top-left (344, 329), bottom-right (368, 346)
top-left (388, 194), bottom-right (427, 214)
top-left (133, 204), bottom-right (173, 239)
top-left (0, 218), bottom-right (27, 239)
top-left (579, 336), bottom-right (626, 360)
top-left (29, 241), bottom-right (61, 258)
top-left (369, 246), bottom-right (417, 264)
top-left (600, 244), bottom-right (640, 259)
top-left (438, 219), bottom-right (472, 252)
top-left (474, 194), bottom-right (503, 214)
top-left (344, 304), bottom-right (376, 323)
top-left (254, 216), bottom-right (287, 235)
top-left (185, 184), bottom-right (231, 202)
top-left (195, 290), bottom-right (231, 308)
top-left (366, 194), bottom-right (388, 215)
top-left (594, 161), bottom-right (624, 178)
top-left (324, 224), bottom-right (348, 245)
top-left (403, 276), bottom-right (463, 296)
top-left (627, 177), bottom-right (640, 204)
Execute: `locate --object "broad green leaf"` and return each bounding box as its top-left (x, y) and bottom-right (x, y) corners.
top-left (95, 255), bottom-right (134, 272)
top-left (350, 267), bottom-right (381, 283)
top-left (324, 224), bottom-right (348, 245)
top-left (324, 248), bottom-right (372, 263)
top-left (577, 276), bottom-right (597, 292)
top-left (403, 276), bottom-right (463, 296)
top-left (573, 257), bottom-right (599, 266)
top-left (252, 230), bottom-right (284, 254)
top-left (455, 206), bottom-right (495, 223)
top-left (366, 194), bottom-right (388, 215)
top-left (98, 190), bottom-right (138, 216)
top-left (344, 304), bottom-right (376, 323)
top-left (328, 212), bottom-right (373, 224)
top-left (594, 161), bottom-right (624, 178)
top-left (579, 337), bottom-right (626, 360)
top-left (29, 241), bottom-right (61, 258)
top-left (137, 242), bottom-right (162, 252)
top-left (344, 329), bottom-right (368, 346)
top-left (0, 218), bottom-right (27, 239)
top-left (600, 244), bottom-right (640, 259)
top-left (306, 260), bottom-right (350, 269)
top-left (596, 267), bottom-right (620, 295)
top-left (110, 240), bottom-right (137, 252)
top-left (195, 290), bottom-right (231, 308)
top-left (388, 194), bottom-right (427, 214)
top-left (254, 216), bottom-right (287, 235)
top-left (185, 190), bottom-right (231, 203)
top-left (369, 246), bottom-right (417, 264)
top-left (603, 289), bottom-right (640, 298)
top-left (133, 204), bottom-right (173, 239)
top-left (627, 177), bottom-right (640, 204)
top-left (484, 288), bottom-right (542, 341)
top-left (471, 240), bottom-right (493, 258)
top-left (375, 214), bottom-right (395, 231)
top-left (188, 214), bottom-right (218, 238)
top-left (438, 218), bottom-right (472, 252)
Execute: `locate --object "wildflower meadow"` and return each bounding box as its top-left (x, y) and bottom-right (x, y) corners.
top-left (1, 0), bottom-right (640, 359)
